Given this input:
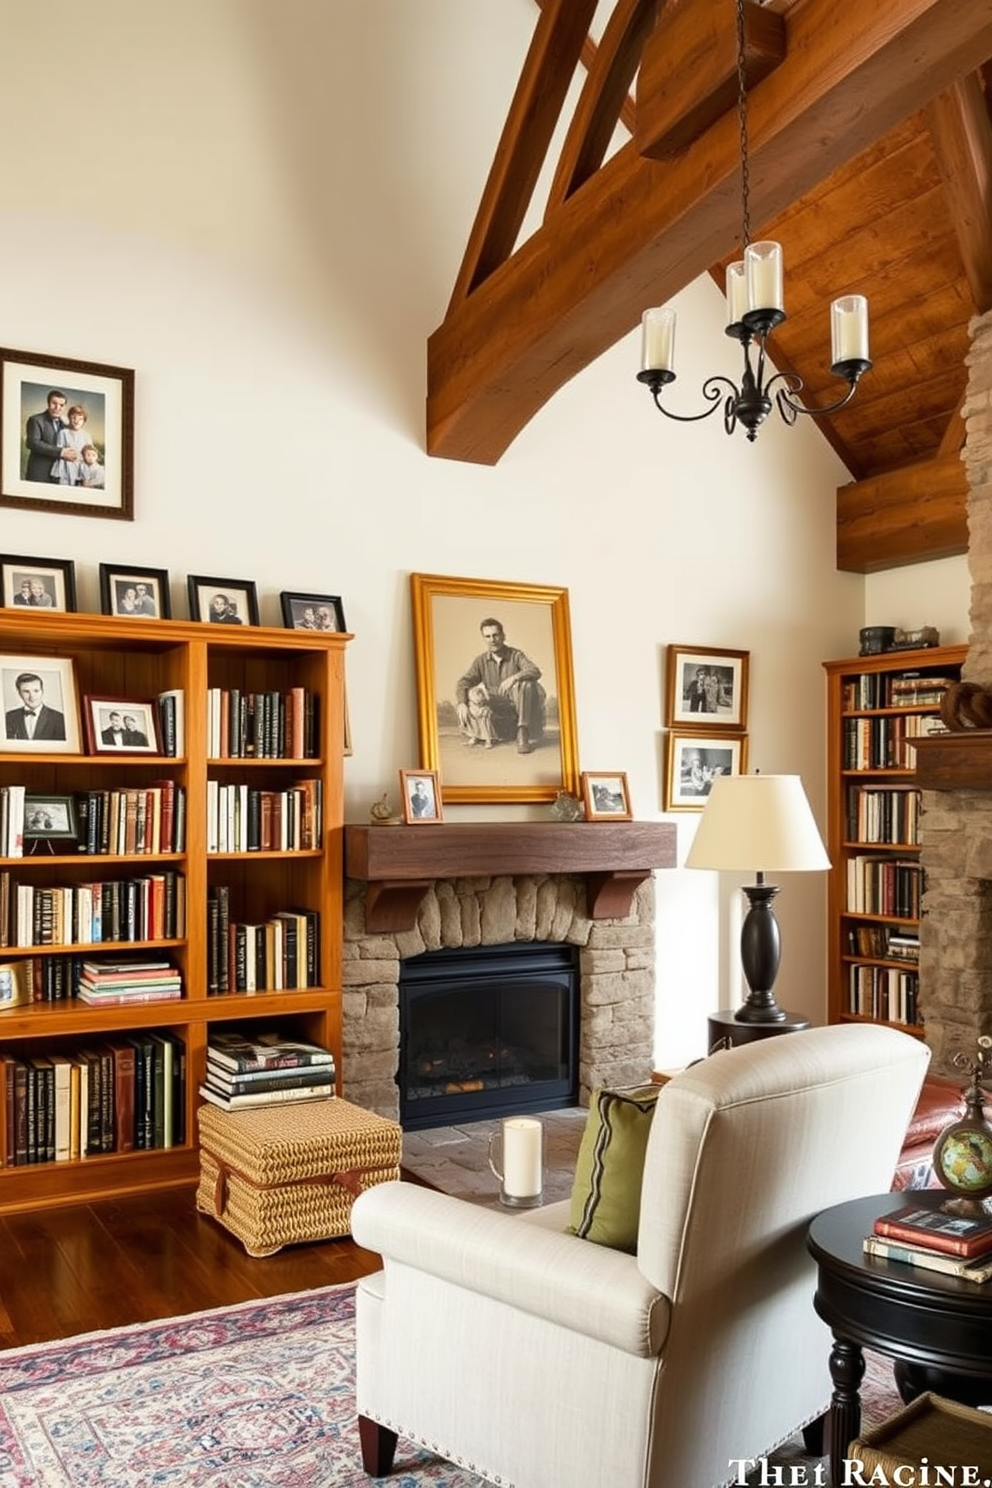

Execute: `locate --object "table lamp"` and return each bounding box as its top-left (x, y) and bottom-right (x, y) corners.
top-left (685, 773), bottom-right (830, 1023)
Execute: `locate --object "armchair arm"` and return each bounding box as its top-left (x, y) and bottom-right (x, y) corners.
top-left (351, 1182), bottom-right (670, 1357)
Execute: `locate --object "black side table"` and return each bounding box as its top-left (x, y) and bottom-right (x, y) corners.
top-left (707, 1008), bottom-right (810, 1052)
top-left (808, 1191), bottom-right (992, 1483)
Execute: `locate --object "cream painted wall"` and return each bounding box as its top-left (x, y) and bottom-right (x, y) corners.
top-left (0, 0), bottom-right (970, 1068)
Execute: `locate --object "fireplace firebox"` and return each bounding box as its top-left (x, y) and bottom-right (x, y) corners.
top-left (398, 942), bottom-right (579, 1129)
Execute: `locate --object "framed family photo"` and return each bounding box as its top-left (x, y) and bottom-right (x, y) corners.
top-left (188, 575), bottom-right (259, 627)
top-left (0, 348), bottom-right (134, 521)
top-left (99, 563), bottom-right (171, 619)
top-left (83, 696), bottom-right (161, 755)
top-left (0, 553), bottom-right (76, 612)
top-left (400, 768), bottom-right (443, 825)
top-left (411, 573), bottom-right (580, 805)
top-left (664, 732), bottom-right (748, 811)
top-left (280, 591), bottom-right (346, 633)
top-left (23, 794), bottom-right (79, 842)
top-left (0, 654), bottom-right (80, 754)
top-left (666, 644), bottom-right (749, 730)
top-left (581, 771), bottom-right (633, 822)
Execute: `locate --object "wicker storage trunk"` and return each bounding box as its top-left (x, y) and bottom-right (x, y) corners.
top-left (848, 1393), bottom-right (992, 1485)
top-left (196, 1097), bottom-right (402, 1256)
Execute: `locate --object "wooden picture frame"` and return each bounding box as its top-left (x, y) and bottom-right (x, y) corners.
top-left (664, 732), bottom-right (748, 811)
top-left (400, 768), bottom-right (443, 824)
top-left (0, 654), bottom-right (80, 754)
top-left (0, 553), bottom-right (76, 612)
top-left (0, 960), bottom-right (33, 1009)
top-left (0, 348), bottom-right (134, 521)
top-left (84, 695), bottom-right (161, 755)
top-left (581, 771), bottom-right (633, 821)
top-left (99, 563), bottom-right (171, 619)
top-left (411, 572), bottom-right (580, 805)
top-left (280, 591), bottom-right (346, 633)
top-left (187, 575), bottom-right (260, 627)
top-left (23, 793), bottom-right (79, 841)
top-left (666, 645), bottom-right (749, 730)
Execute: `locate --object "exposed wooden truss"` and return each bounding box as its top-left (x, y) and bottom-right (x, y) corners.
top-left (427, 0), bottom-right (992, 571)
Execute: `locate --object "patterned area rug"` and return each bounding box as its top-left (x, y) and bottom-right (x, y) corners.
top-left (0, 1277), bottom-right (904, 1487)
top-left (0, 1284), bottom-right (482, 1488)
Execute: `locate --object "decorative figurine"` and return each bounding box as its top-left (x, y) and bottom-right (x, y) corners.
top-left (369, 793), bottom-right (402, 826)
top-left (550, 790), bottom-right (585, 822)
top-left (932, 1035), bottom-right (992, 1217)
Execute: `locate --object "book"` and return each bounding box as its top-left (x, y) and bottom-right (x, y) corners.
top-left (863, 1232), bottom-right (992, 1281)
top-left (198, 1082), bottom-right (336, 1111)
top-left (204, 1062), bottom-right (336, 1097)
top-left (872, 1204), bottom-right (992, 1259)
top-left (206, 1030), bottom-right (336, 1073)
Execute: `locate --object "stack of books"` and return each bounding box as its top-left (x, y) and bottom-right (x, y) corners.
top-left (199, 1029), bottom-right (336, 1111)
top-left (77, 958), bottom-right (183, 1006)
top-left (864, 1203), bottom-right (992, 1282)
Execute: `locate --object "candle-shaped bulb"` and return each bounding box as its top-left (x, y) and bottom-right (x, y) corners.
top-left (641, 307), bottom-right (676, 374)
top-left (831, 295), bottom-right (869, 367)
top-left (744, 241), bottom-right (784, 314)
top-left (726, 261), bottom-right (747, 327)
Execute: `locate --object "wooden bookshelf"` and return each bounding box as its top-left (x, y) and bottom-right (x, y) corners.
top-left (0, 611), bottom-right (348, 1214)
top-left (823, 644), bottom-right (966, 1037)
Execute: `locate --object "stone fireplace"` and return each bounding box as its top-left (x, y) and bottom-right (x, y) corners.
top-left (340, 822), bottom-right (676, 1122)
top-left (912, 306), bottom-right (992, 1076)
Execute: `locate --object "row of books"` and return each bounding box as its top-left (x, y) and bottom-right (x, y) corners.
top-left (206, 687), bottom-right (319, 760)
top-left (77, 958), bottom-right (182, 1006)
top-left (200, 1029), bottom-right (335, 1110)
top-left (2, 1031), bottom-right (185, 1166)
top-left (847, 963), bottom-right (919, 1025)
top-left (75, 783), bottom-right (186, 856)
top-left (205, 779), bottom-right (323, 854)
top-left (0, 872), bottom-right (186, 949)
top-left (865, 1204), bottom-right (992, 1283)
top-left (207, 888), bottom-right (320, 992)
top-left (845, 855), bottom-right (921, 918)
top-left (842, 712), bottom-right (945, 771)
top-left (845, 924), bottom-right (919, 964)
top-left (841, 671), bottom-right (958, 710)
top-left (845, 785), bottom-right (920, 847)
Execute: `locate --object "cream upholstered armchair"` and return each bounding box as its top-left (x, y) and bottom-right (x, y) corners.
top-left (351, 1023), bottom-right (929, 1488)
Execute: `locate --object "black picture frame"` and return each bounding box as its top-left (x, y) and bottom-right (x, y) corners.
top-left (187, 575), bottom-right (260, 627)
top-left (99, 563), bottom-right (171, 619)
top-left (0, 347), bottom-right (134, 521)
top-left (280, 591), bottom-right (347, 633)
top-left (0, 553), bottom-right (77, 612)
top-left (23, 793), bottom-right (79, 840)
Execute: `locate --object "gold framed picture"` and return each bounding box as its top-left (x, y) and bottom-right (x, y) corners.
top-left (664, 732), bottom-right (748, 811)
top-left (410, 573), bottom-right (580, 805)
top-left (665, 644), bottom-right (749, 730)
top-left (581, 771), bottom-right (633, 821)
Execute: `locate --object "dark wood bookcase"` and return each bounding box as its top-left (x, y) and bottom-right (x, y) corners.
top-left (823, 643), bottom-right (966, 1036)
top-left (0, 611), bottom-right (347, 1214)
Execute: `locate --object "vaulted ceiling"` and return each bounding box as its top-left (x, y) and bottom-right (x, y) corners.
top-left (427, 0), bottom-right (992, 572)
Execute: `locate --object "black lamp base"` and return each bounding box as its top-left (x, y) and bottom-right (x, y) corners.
top-left (737, 881), bottom-right (786, 1023)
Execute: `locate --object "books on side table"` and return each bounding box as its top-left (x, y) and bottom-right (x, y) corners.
top-left (199, 1029), bottom-right (336, 1111)
top-left (864, 1203), bottom-right (992, 1282)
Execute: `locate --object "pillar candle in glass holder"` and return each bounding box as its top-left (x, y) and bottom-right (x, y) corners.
top-left (502, 1117), bottom-right (543, 1200)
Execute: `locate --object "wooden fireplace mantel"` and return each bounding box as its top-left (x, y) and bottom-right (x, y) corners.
top-left (913, 731), bottom-right (992, 790)
top-left (344, 821), bottom-right (677, 933)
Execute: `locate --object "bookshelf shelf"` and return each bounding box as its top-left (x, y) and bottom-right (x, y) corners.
top-left (0, 610), bottom-right (348, 1211)
top-left (824, 644), bottom-right (966, 1037)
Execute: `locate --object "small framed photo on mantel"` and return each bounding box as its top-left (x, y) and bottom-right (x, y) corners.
top-left (581, 771), bottom-right (633, 822)
top-left (400, 768), bottom-right (443, 825)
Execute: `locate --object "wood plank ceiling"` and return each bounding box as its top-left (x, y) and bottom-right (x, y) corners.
top-left (426, 0), bottom-right (992, 572)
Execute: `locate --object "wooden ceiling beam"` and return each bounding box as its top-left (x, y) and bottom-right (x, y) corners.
top-left (836, 451), bottom-right (968, 572)
top-left (926, 72), bottom-right (992, 313)
top-left (428, 0), bottom-right (992, 465)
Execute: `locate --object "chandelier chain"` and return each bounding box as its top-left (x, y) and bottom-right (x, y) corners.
top-left (735, 0), bottom-right (751, 251)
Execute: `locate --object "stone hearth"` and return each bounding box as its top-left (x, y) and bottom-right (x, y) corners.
top-left (340, 823), bottom-right (674, 1121)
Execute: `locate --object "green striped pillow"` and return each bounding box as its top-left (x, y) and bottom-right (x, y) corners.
top-left (567, 1084), bottom-right (661, 1252)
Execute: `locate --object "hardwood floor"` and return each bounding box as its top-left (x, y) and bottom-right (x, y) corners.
top-left (0, 1182), bottom-right (384, 1349)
